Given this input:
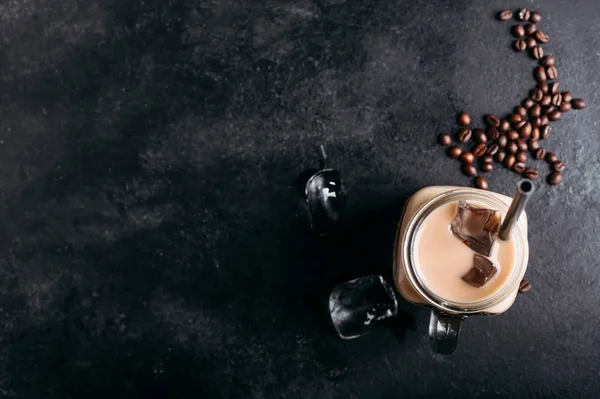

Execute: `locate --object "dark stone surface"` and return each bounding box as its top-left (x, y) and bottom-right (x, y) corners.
top-left (0, 0), bottom-right (598, 397)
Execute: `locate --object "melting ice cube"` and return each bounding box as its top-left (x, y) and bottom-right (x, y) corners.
top-left (329, 275), bottom-right (398, 339)
top-left (450, 200), bottom-right (500, 257)
top-left (462, 254), bottom-right (498, 288)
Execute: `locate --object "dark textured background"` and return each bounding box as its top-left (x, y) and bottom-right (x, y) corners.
top-left (1, 0), bottom-right (599, 398)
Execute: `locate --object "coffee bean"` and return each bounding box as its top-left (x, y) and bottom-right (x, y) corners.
top-left (486, 114), bottom-right (501, 127)
top-left (507, 141), bottom-right (518, 154)
top-left (498, 10), bottom-right (513, 21)
top-left (551, 93), bottom-right (563, 106)
top-left (487, 144), bottom-right (499, 156)
top-left (540, 95), bottom-right (552, 106)
top-left (520, 122), bottom-right (532, 138)
top-left (517, 139), bottom-right (528, 152)
top-left (560, 102), bottom-right (572, 112)
top-left (528, 139), bottom-right (541, 151)
top-left (547, 66), bottom-right (558, 80)
top-left (497, 135), bottom-right (508, 148)
top-left (495, 150), bottom-right (506, 163)
top-left (545, 152), bottom-right (558, 163)
top-left (532, 46), bottom-right (544, 59)
top-left (462, 163), bottom-right (477, 177)
top-left (513, 162), bottom-right (526, 174)
top-left (519, 279), bottom-right (532, 293)
top-left (473, 143), bottom-right (487, 157)
top-left (531, 117), bottom-right (542, 128)
top-left (514, 40), bottom-right (527, 51)
top-left (504, 154), bottom-right (516, 168)
top-left (540, 125), bottom-right (551, 139)
top-left (457, 128), bottom-right (472, 142)
top-left (449, 146), bottom-right (462, 159)
top-left (534, 30), bottom-right (549, 43)
top-left (474, 176), bottom-right (488, 190)
top-left (480, 162), bottom-right (493, 173)
top-left (482, 155), bottom-right (493, 164)
top-left (572, 99), bottom-right (587, 110)
top-left (499, 119), bottom-right (511, 132)
top-left (523, 167), bottom-right (540, 180)
top-left (509, 113), bottom-right (522, 124)
top-left (525, 23), bottom-right (537, 35)
top-left (518, 8), bottom-right (531, 21)
top-left (507, 130), bottom-right (519, 141)
top-left (540, 55), bottom-right (555, 66)
top-left (548, 172), bottom-right (562, 185)
top-left (512, 25), bottom-right (526, 38)
top-left (531, 88), bottom-right (544, 102)
top-left (522, 98), bottom-right (535, 109)
top-left (513, 120), bottom-right (526, 130)
top-left (535, 148), bottom-right (547, 160)
top-left (473, 129), bottom-right (487, 144)
top-left (548, 110), bottom-right (562, 121)
top-left (525, 36), bottom-right (537, 49)
top-left (549, 82), bottom-right (560, 95)
top-left (553, 161), bottom-right (566, 172)
top-left (458, 112), bottom-right (471, 126)
top-left (461, 151), bottom-right (475, 164)
top-left (542, 105), bottom-right (556, 115)
top-left (529, 104), bottom-right (541, 117)
top-left (516, 151), bottom-right (528, 163)
top-left (531, 127), bottom-right (541, 139)
top-left (530, 11), bottom-right (542, 23)
top-left (515, 106), bottom-right (527, 118)
top-left (538, 82), bottom-right (550, 93)
top-left (562, 91), bottom-right (573, 103)
top-left (487, 127), bottom-right (500, 141)
top-left (539, 115), bottom-right (550, 127)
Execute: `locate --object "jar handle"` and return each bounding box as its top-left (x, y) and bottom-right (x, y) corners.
top-left (429, 311), bottom-right (465, 354)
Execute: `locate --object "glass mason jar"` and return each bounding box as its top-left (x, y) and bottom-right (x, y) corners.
top-left (393, 186), bottom-right (529, 354)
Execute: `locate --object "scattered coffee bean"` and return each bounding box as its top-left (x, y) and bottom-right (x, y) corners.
top-left (551, 93), bottom-right (563, 106)
top-left (518, 8), bottom-right (531, 21)
top-left (461, 151), bottom-right (475, 164)
top-left (497, 135), bottom-right (508, 148)
top-left (458, 112), bottom-right (471, 126)
top-left (514, 40), bottom-right (527, 51)
top-left (498, 10), bottom-right (513, 21)
top-left (507, 130), bottom-right (519, 141)
top-left (520, 122), bottom-right (532, 138)
top-left (532, 46), bottom-right (544, 59)
top-left (499, 119), bottom-right (511, 132)
top-left (531, 117), bottom-right (542, 128)
top-left (462, 163), bottom-right (477, 177)
top-left (515, 106), bottom-right (527, 118)
top-left (487, 144), bottom-right (499, 156)
top-left (495, 150), bottom-right (506, 163)
top-left (473, 143), bottom-right (487, 157)
top-left (482, 155), bottom-right (493, 164)
top-left (457, 128), bottom-right (472, 142)
top-left (473, 129), bottom-right (487, 143)
top-left (525, 23), bottom-right (537, 35)
top-left (487, 127), bottom-right (500, 141)
top-left (535, 148), bottom-right (547, 160)
top-left (528, 139), bottom-right (540, 151)
top-left (530, 11), bottom-right (542, 23)
top-left (553, 161), bottom-right (566, 172)
top-left (516, 151), bottom-right (528, 163)
top-left (513, 120), bottom-right (526, 130)
top-left (504, 154), bottom-right (516, 169)
top-left (545, 152), bottom-right (558, 163)
top-left (572, 98), bottom-right (587, 110)
top-left (507, 141), bottom-right (518, 154)
top-left (523, 167), bottom-right (540, 180)
top-left (540, 55), bottom-right (555, 66)
top-left (560, 102), bottom-right (572, 112)
top-left (549, 82), bottom-right (560, 95)
top-left (542, 105), bottom-right (556, 115)
top-left (548, 110), bottom-right (562, 121)
top-left (531, 127), bottom-right (541, 139)
top-left (525, 36), bottom-right (537, 49)
top-left (539, 115), bottom-right (550, 127)
top-left (474, 176), bottom-right (489, 190)
top-left (512, 25), bottom-right (526, 38)
top-left (519, 279), bottom-right (532, 293)
top-left (562, 91), bottom-right (573, 103)
top-left (540, 125), bottom-right (552, 139)
top-left (513, 162), bottom-right (526, 174)
top-left (529, 104), bottom-right (541, 117)
top-left (547, 66), bottom-right (558, 80)
top-left (480, 162), bottom-right (493, 173)
top-left (486, 114), bottom-right (501, 127)
top-left (534, 30), bottom-right (549, 43)
top-left (522, 98), bottom-right (535, 109)
top-left (540, 95), bottom-right (552, 106)
top-left (509, 113), bottom-right (522, 124)
top-left (517, 139), bottom-right (528, 152)
top-left (531, 88), bottom-right (544, 102)
top-left (449, 146), bottom-right (463, 159)
top-left (548, 172), bottom-right (562, 185)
